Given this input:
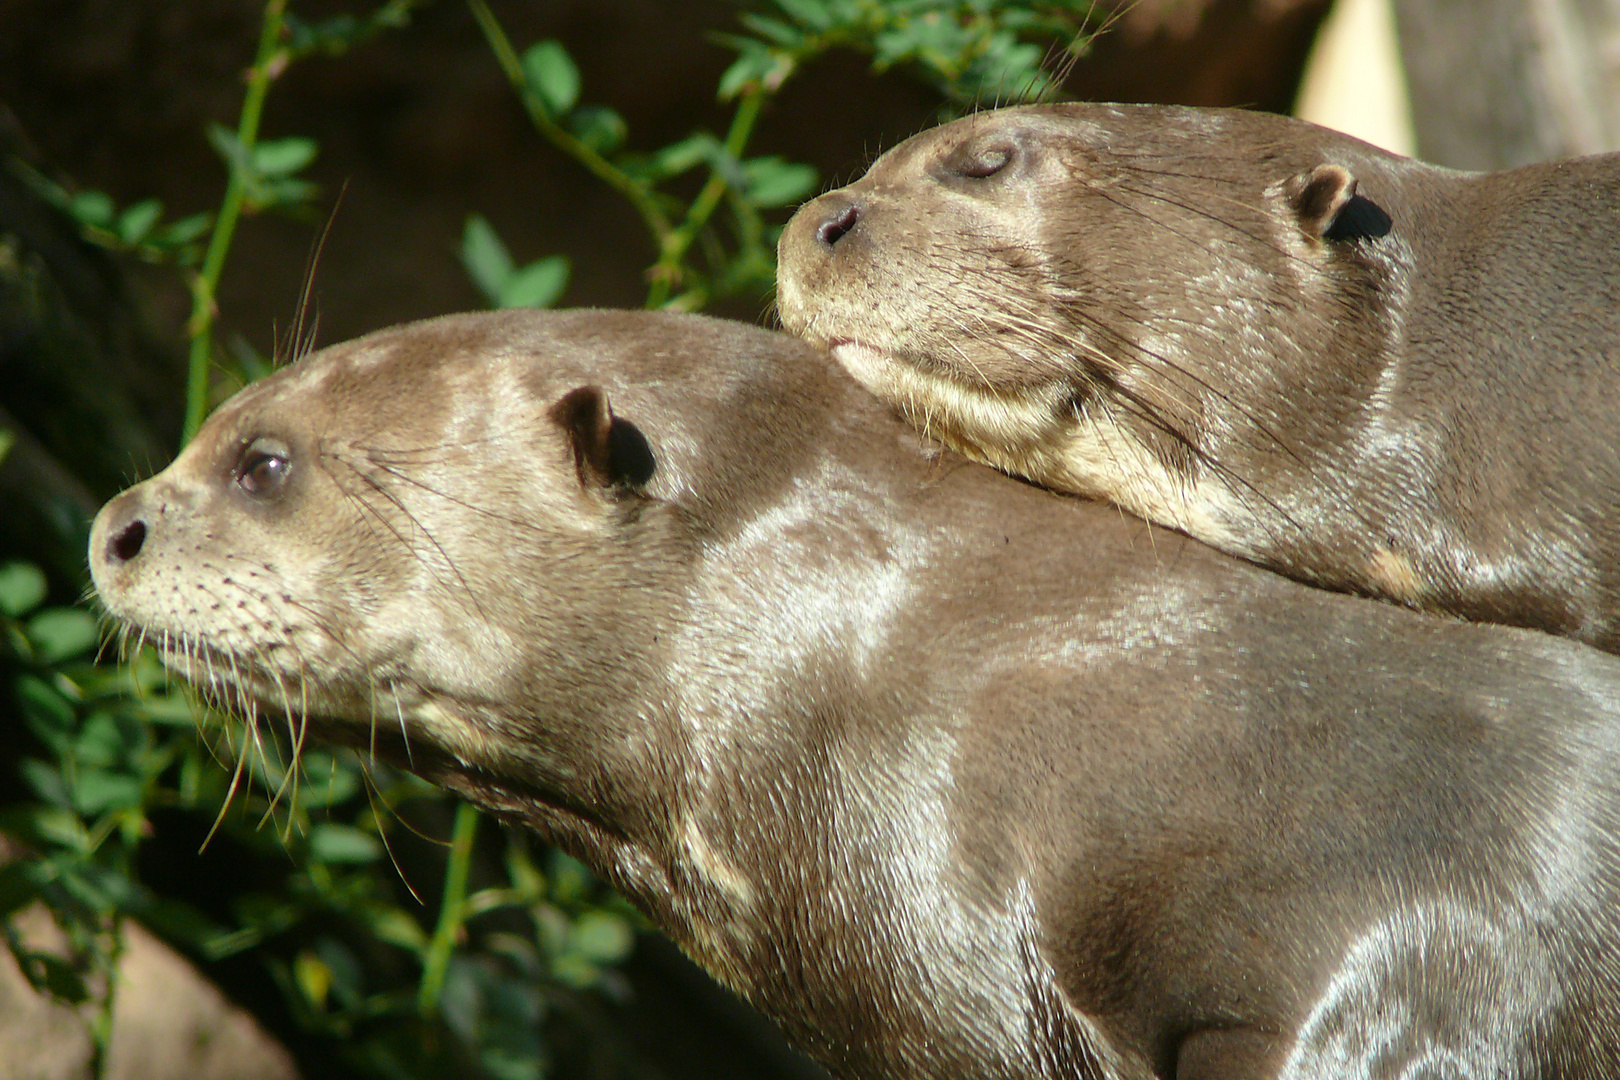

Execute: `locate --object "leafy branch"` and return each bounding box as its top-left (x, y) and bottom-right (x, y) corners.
top-left (463, 0), bottom-right (1095, 313)
top-left (4, 4), bottom-right (1102, 1078)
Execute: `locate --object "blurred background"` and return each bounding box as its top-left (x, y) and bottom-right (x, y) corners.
top-left (0, 2), bottom-right (1615, 1078)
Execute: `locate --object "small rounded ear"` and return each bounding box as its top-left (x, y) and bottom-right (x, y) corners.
top-left (550, 386), bottom-right (656, 490)
top-left (1285, 164), bottom-right (1358, 238)
top-left (1283, 163), bottom-right (1393, 242)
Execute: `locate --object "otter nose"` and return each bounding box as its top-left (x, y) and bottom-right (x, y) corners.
top-left (814, 198), bottom-right (860, 248)
top-left (92, 490), bottom-right (153, 571)
top-left (108, 518), bottom-right (148, 565)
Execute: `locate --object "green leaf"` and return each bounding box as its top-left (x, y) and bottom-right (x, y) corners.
top-left (233, 893), bottom-right (302, 937)
top-left (155, 212), bottom-right (212, 247)
top-left (73, 711), bottom-right (129, 768)
top-left (17, 675), bottom-right (76, 739)
top-left (533, 902), bottom-right (568, 958)
top-left (15, 951), bottom-right (89, 1005)
top-left (497, 257), bottom-right (569, 309)
top-left (26, 608), bottom-right (100, 664)
top-left (116, 199), bottom-right (163, 245)
top-left (0, 562), bottom-right (47, 617)
top-left (315, 937), bottom-right (364, 1008)
top-left (67, 190), bottom-right (115, 228)
top-left (307, 823), bottom-right (383, 864)
top-left (504, 840), bottom-right (546, 899)
top-left (546, 852), bottom-right (592, 905)
top-left (462, 215), bottom-right (514, 306)
top-left (0, 801), bottom-right (84, 848)
top-left (72, 769), bottom-right (142, 816)
top-left (773, 0), bottom-right (834, 30)
top-left (743, 157), bottom-right (818, 208)
top-left (439, 957), bottom-right (490, 1045)
top-left (256, 177), bottom-right (320, 210)
top-left (481, 1049), bottom-right (544, 1080)
top-left (207, 125), bottom-right (253, 176)
top-left (71, 861), bottom-right (142, 912)
top-left (717, 43), bottom-right (777, 100)
top-left (483, 930), bottom-right (541, 978)
top-left (568, 105), bottom-right (626, 154)
top-left (297, 753), bottom-right (361, 807)
top-left (548, 952), bottom-right (600, 989)
top-left (0, 427), bottom-right (13, 468)
top-left (139, 897), bottom-right (231, 952)
top-left (0, 862), bottom-right (41, 920)
top-left (739, 14), bottom-right (805, 48)
top-left (252, 137), bottom-right (318, 177)
top-left (571, 911), bottom-right (633, 964)
top-left (360, 904), bottom-right (428, 953)
top-left (521, 40), bottom-right (580, 116)
top-left (647, 133), bottom-right (720, 180)
top-left (294, 948), bottom-right (332, 1010)
top-left (196, 925), bottom-right (265, 961)
top-left (133, 692), bottom-right (198, 728)
top-left (477, 971), bottom-right (546, 1080)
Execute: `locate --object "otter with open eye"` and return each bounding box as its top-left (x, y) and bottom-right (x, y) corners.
top-left (777, 103), bottom-right (1620, 651)
top-left (92, 309), bottom-right (1620, 1078)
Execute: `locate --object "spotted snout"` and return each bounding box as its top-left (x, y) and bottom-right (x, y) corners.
top-left (93, 486), bottom-right (154, 581)
top-left (89, 479), bottom-right (181, 615)
top-left (776, 188), bottom-right (872, 341)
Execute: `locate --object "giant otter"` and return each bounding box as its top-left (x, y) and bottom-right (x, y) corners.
top-left (91, 310), bottom-right (1620, 1078)
top-left (776, 103), bottom-right (1620, 650)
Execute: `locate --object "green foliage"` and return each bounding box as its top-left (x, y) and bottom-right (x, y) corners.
top-left (723, 0), bottom-right (1087, 104)
top-left (0, 563), bottom-right (193, 1073)
top-left (283, 1), bottom-right (420, 59)
top-left (206, 129), bottom-right (321, 214)
top-left (0, 556), bottom-right (639, 1080)
top-left (461, 216), bottom-right (571, 310)
top-left (2, 1), bottom-right (1101, 1078)
top-left (521, 41), bottom-right (582, 117)
top-left (465, 0), bottom-right (1096, 312)
top-left (15, 166), bottom-right (215, 266)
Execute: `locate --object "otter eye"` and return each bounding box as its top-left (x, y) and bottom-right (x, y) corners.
top-left (954, 145), bottom-right (1012, 179)
top-left (236, 438), bottom-right (291, 497)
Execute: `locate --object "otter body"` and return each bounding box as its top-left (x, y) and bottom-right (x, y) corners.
top-left (92, 311), bottom-right (1620, 1078)
top-left (777, 103), bottom-right (1620, 649)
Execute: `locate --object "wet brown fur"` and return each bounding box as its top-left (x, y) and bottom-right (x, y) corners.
top-left (776, 103), bottom-right (1620, 651)
top-left (91, 310), bottom-right (1620, 1079)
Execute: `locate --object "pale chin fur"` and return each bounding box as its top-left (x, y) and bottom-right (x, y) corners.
top-left (828, 341), bottom-right (1063, 451)
top-left (828, 342), bottom-right (1251, 556)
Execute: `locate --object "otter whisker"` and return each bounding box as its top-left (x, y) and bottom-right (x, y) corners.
top-left (1111, 180), bottom-right (1314, 267)
top-left (201, 690), bottom-right (258, 853)
top-left (393, 692), bottom-right (414, 768)
top-left (357, 454), bottom-right (543, 533)
top-left (1084, 379), bottom-right (1322, 549)
top-left (324, 453), bottom-right (490, 622)
top-left (356, 760), bottom-right (425, 906)
top-left (258, 648), bottom-right (308, 823)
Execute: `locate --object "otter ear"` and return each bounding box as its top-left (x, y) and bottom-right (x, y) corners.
top-left (549, 386), bottom-right (656, 490)
top-left (1284, 163), bottom-right (1392, 242)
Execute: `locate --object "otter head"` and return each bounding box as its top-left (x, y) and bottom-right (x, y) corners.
top-left (777, 103), bottom-right (1401, 549)
top-left (88, 311), bottom-right (676, 820)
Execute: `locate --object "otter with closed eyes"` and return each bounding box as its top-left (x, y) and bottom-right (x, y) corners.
top-left (777, 103), bottom-right (1620, 651)
top-left (92, 309), bottom-right (1620, 1078)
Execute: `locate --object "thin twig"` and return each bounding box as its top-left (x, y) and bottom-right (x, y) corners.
top-left (465, 0), bottom-right (673, 247)
top-left (182, 0), bottom-right (290, 446)
top-left (417, 800), bottom-right (479, 1016)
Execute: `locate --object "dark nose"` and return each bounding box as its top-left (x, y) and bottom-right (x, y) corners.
top-left (108, 518), bottom-right (147, 565)
top-left (814, 198), bottom-right (860, 248)
top-left (95, 490), bottom-right (152, 569)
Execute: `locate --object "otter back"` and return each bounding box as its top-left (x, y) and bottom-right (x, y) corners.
top-left (777, 102), bottom-right (1620, 651)
top-left (92, 309), bottom-right (1620, 1078)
